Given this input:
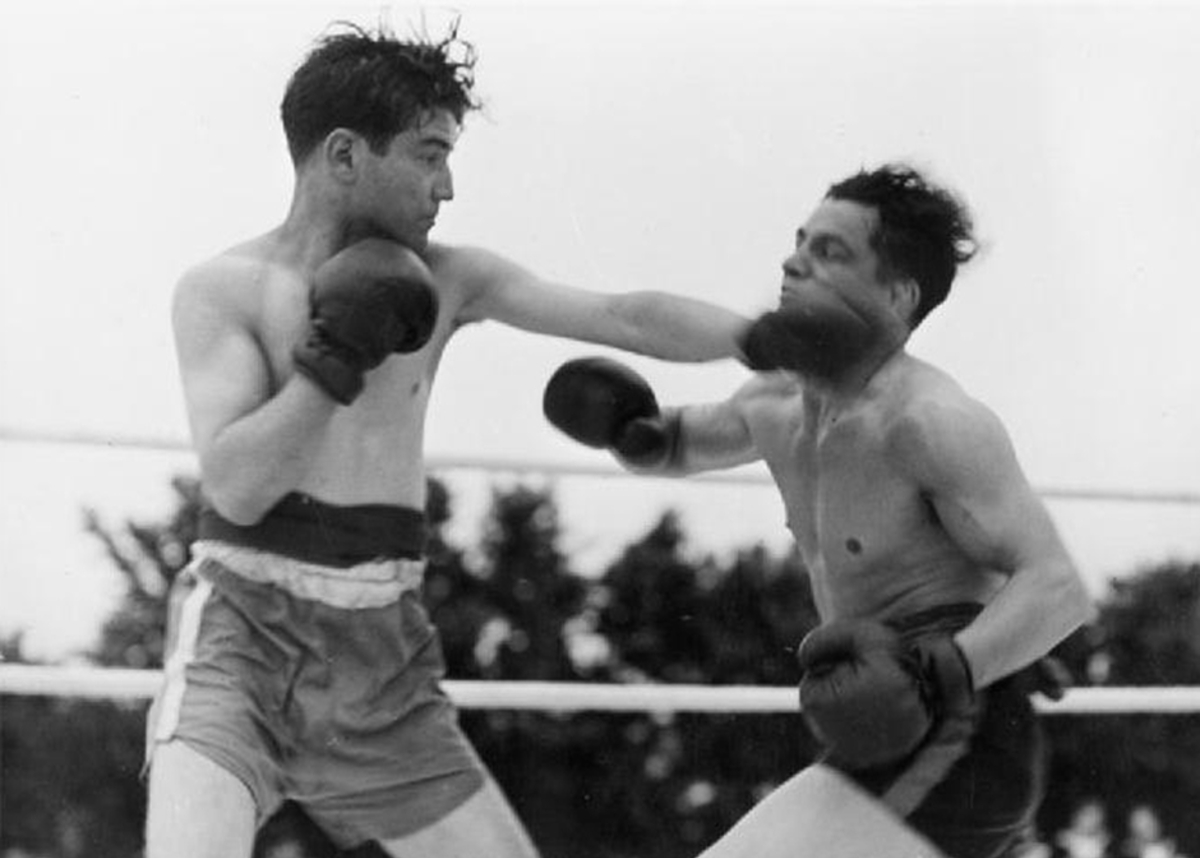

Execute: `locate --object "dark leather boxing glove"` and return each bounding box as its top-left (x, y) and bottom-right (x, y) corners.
top-left (797, 620), bottom-right (977, 770)
top-left (739, 293), bottom-right (877, 382)
top-left (292, 238), bottom-right (439, 405)
top-left (542, 357), bottom-right (680, 468)
top-left (797, 620), bottom-right (932, 769)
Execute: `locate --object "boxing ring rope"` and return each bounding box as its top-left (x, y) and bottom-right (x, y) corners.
top-left (1, 664), bottom-right (1199, 715)
top-left (2, 424), bottom-right (1200, 716)
top-left (4, 424), bottom-right (1200, 505)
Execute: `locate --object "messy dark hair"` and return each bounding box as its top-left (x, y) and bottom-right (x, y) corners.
top-left (280, 19), bottom-right (479, 165)
top-left (827, 164), bottom-right (977, 327)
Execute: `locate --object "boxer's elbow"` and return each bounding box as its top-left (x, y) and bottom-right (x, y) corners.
top-left (205, 486), bottom-right (273, 526)
top-left (201, 464), bottom-right (280, 526)
top-left (1048, 557), bottom-right (1097, 631)
top-left (1072, 580), bottom-right (1099, 629)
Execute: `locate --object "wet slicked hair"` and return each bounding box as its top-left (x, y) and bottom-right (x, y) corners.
top-left (827, 164), bottom-right (977, 328)
top-left (281, 20), bottom-right (479, 165)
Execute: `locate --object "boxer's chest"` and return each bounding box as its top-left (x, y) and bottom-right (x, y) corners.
top-left (758, 399), bottom-right (927, 579)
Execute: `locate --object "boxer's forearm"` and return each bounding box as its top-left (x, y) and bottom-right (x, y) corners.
top-left (198, 375), bottom-right (337, 525)
top-left (614, 404), bottom-right (761, 477)
top-left (955, 558), bottom-right (1094, 689)
top-left (607, 292), bottom-right (750, 362)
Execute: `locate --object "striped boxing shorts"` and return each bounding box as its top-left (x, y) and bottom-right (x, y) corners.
top-left (832, 604), bottom-right (1047, 858)
top-left (144, 493), bottom-right (485, 848)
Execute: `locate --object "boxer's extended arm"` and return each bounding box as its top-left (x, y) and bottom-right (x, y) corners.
top-left (893, 395), bottom-right (1095, 689)
top-left (665, 394), bottom-right (762, 476)
top-left (452, 246), bottom-right (749, 362)
top-left (542, 357), bottom-right (761, 476)
top-left (173, 263), bottom-right (336, 525)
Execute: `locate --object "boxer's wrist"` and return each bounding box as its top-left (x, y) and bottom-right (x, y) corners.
top-left (613, 409), bottom-right (683, 470)
top-left (292, 334), bottom-right (366, 405)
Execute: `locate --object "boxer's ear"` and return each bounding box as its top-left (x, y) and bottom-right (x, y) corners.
top-left (323, 128), bottom-right (363, 183)
top-left (887, 277), bottom-right (920, 326)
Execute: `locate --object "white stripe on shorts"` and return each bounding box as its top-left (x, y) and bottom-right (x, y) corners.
top-left (153, 572), bottom-right (214, 743)
top-left (191, 540), bottom-right (426, 609)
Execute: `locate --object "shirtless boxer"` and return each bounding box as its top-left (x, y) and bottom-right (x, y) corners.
top-left (148, 22), bottom-right (749, 858)
top-left (544, 164), bottom-right (1094, 858)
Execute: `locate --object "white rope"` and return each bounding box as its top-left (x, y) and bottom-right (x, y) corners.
top-left (2, 425), bottom-right (1198, 505)
top-left (0, 665), bottom-right (1196, 715)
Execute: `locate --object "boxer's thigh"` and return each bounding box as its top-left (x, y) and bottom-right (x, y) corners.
top-left (698, 764), bottom-right (945, 858)
top-left (145, 740), bottom-right (257, 858)
top-left (377, 776), bottom-right (540, 858)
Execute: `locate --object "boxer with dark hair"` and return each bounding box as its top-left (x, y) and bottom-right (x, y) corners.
top-left (545, 164), bottom-right (1093, 858)
top-left (149, 20), bottom-right (751, 858)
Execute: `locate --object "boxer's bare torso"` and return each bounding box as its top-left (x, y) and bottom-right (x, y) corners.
top-left (174, 236), bottom-right (486, 511)
top-left (736, 356), bottom-right (1004, 623)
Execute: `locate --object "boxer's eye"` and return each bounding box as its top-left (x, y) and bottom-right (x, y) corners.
top-left (813, 237), bottom-right (850, 263)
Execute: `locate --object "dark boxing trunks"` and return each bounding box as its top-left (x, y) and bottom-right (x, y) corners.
top-left (197, 491), bottom-right (429, 566)
top-left (835, 604), bottom-right (1046, 858)
top-left (147, 493), bottom-right (485, 847)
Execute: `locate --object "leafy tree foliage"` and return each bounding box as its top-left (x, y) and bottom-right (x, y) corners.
top-left (0, 478), bottom-right (200, 858)
top-left (1040, 561), bottom-right (1200, 851)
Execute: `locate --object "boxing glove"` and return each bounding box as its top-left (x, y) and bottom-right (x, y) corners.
top-left (797, 619), bottom-right (975, 770)
top-left (739, 294), bottom-right (877, 381)
top-left (542, 357), bottom-right (680, 468)
top-left (293, 238), bottom-right (439, 404)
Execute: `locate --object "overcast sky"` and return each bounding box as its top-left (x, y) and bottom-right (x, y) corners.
top-left (2, 0), bottom-right (1199, 660)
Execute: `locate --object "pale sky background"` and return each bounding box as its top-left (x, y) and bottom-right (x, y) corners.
top-left (1, 0), bottom-right (1199, 661)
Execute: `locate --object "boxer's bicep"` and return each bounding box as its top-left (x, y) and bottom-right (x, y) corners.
top-left (172, 271), bottom-right (272, 458)
top-left (891, 397), bottom-right (1039, 571)
top-left (673, 390), bottom-right (761, 475)
top-left (453, 247), bottom-right (603, 335)
top-left (452, 246), bottom-right (744, 360)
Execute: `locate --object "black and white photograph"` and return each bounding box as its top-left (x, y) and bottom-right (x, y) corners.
top-left (2, 2), bottom-right (1199, 856)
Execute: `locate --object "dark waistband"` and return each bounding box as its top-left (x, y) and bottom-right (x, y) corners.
top-left (198, 492), bottom-right (427, 568)
top-left (885, 603), bottom-right (984, 642)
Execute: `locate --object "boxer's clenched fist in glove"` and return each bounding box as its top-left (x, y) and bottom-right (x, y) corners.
top-left (293, 238), bottom-right (439, 405)
top-left (797, 619), bottom-right (975, 770)
top-left (543, 357), bottom-right (681, 469)
top-left (739, 292), bottom-right (877, 382)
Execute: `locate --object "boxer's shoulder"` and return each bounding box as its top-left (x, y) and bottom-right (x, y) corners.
top-left (414, 241), bottom-right (491, 322)
top-left (882, 371), bottom-right (1007, 480)
top-left (175, 238), bottom-right (298, 325)
top-left (728, 372), bottom-right (806, 434)
top-left (734, 371), bottom-right (803, 405)
top-left (421, 242), bottom-right (504, 291)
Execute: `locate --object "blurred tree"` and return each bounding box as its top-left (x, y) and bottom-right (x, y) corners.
top-left (1041, 561), bottom-right (1200, 855)
top-left (572, 512), bottom-right (822, 858)
top-left (600, 512), bottom-right (711, 683)
top-left (420, 476), bottom-right (493, 679)
top-left (448, 484), bottom-right (591, 856)
top-left (0, 480), bottom-right (200, 857)
top-left (476, 484), bottom-right (587, 681)
top-left (82, 475), bottom-right (200, 669)
top-left (1092, 561), bottom-right (1200, 686)
top-left (0, 639), bottom-right (146, 858)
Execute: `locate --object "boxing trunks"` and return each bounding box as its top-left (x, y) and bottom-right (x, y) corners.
top-left (831, 604), bottom-right (1046, 858)
top-left (145, 492), bottom-right (485, 848)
